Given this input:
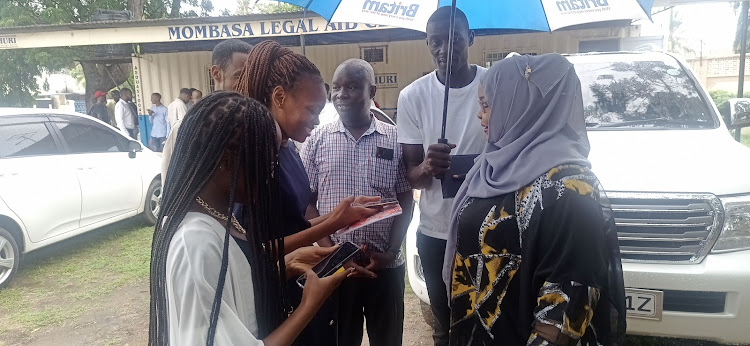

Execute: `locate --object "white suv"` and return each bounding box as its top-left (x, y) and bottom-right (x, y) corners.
top-left (0, 109), bottom-right (162, 288)
top-left (406, 51), bottom-right (750, 344)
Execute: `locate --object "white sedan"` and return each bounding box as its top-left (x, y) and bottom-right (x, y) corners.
top-left (0, 108), bottom-right (162, 288)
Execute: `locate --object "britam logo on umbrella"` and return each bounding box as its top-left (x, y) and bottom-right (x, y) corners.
top-left (362, 0), bottom-right (421, 19)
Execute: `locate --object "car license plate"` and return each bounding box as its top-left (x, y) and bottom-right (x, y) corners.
top-left (625, 288), bottom-right (663, 321)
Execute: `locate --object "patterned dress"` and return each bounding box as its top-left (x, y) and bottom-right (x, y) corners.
top-left (450, 165), bottom-right (626, 346)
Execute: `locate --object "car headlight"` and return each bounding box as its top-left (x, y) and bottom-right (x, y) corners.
top-left (713, 195), bottom-right (750, 253)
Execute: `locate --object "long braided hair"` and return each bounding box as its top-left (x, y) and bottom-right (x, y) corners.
top-left (235, 40), bottom-right (323, 107)
top-left (148, 92), bottom-right (286, 345)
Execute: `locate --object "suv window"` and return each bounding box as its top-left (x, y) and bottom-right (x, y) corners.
top-left (574, 59), bottom-right (716, 129)
top-left (0, 122), bottom-right (60, 158)
top-left (55, 122), bottom-right (126, 153)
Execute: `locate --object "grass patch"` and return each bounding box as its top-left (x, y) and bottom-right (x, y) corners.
top-left (0, 221), bottom-right (154, 337)
top-left (742, 128), bottom-right (750, 148)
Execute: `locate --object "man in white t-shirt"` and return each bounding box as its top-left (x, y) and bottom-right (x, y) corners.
top-left (396, 7), bottom-right (487, 346)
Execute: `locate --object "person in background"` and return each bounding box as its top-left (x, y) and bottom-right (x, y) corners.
top-left (396, 7), bottom-right (487, 346)
top-left (317, 82), bottom-right (339, 127)
top-left (115, 88), bottom-right (137, 139)
top-left (149, 92), bottom-right (353, 345)
top-left (302, 59), bottom-right (414, 346)
top-left (107, 90), bottom-right (120, 127)
top-left (161, 39), bottom-right (253, 181)
top-left (186, 88), bottom-right (197, 109)
top-left (128, 95), bottom-right (140, 140)
top-left (447, 54), bottom-right (626, 346)
top-left (148, 93), bottom-right (170, 152)
top-left (189, 89), bottom-right (203, 110)
top-left (168, 88), bottom-right (190, 128)
top-left (88, 90), bottom-right (110, 124)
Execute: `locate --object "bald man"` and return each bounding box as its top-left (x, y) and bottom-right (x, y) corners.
top-left (301, 59), bottom-right (414, 346)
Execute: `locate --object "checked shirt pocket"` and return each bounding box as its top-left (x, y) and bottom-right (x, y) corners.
top-left (367, 154), bottom-right (399, 198)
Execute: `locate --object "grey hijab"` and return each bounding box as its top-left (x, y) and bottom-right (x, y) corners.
top-left (442, 53), bottom-right (591, 291)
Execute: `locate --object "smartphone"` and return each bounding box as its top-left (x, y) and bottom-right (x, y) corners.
top-left (357, 198), bottom-right (399, 208)
top-left (296, 241), bottom-right (361, 288)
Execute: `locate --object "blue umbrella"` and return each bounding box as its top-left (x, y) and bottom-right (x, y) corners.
top-left (284, 0), bottom-right (654, 33)
top-left (280, 0), bottom-right (654, 141)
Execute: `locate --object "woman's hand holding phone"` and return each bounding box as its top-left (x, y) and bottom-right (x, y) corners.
top-left (284, 245), bottom-right (339, 279)
top-left (300, 267), bottom-right (352, 311)
top-left (328, 196), bottom-right (381, 231)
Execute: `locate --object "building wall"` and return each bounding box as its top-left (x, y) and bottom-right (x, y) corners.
top-left (133, 27), bottom-right (632, 116)
top-left (688, 55), bottom-right (750, 93)
top-left (132, 51), bottom-right (212, 114)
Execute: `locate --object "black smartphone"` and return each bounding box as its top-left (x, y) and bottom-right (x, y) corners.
top-left (441, 154), bottom-right (478, 199)
top-left (296, 241), bottom-right (361, 288)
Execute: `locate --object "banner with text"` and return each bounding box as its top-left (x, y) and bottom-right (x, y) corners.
top-left (542, 0), bottom-right (649, 31)
top-left (0, 16), bottom-right (390, 50)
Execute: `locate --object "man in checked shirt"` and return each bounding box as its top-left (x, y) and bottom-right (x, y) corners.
top-left (302, 59), bottom-right (414, 346)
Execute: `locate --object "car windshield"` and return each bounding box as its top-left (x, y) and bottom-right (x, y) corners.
top-left (572, 57), bottom-right (716, 129)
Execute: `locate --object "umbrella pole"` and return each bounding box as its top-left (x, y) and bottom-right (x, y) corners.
top-left (737, 0), bottom-right (749, 142)
top-left (439, 0), bottom-right (458, 142)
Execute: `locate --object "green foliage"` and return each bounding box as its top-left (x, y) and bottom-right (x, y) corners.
top-left (0, 0), bottom-right (214, 107)
top-left (237, 0), bottom-right (302, 15)
top-left (710, 89), bottom-right (735, 108)
top-left (734, 2), bottom-right (749, 54)
top-left (666, 8), bottom-right (694, 56)
top-left (709, 89), bottom-right (750, 110)
top-left (70, 64), bottom-right (86, 88)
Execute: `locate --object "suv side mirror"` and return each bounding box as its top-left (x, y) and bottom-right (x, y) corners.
top-left (730, 100), bottom-right (750, 128)
top-left (128, 140), bottom-right (142, 159)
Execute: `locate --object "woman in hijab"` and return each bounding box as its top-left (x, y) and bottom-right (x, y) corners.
top-left (444, 54), bottom-right (626, 346)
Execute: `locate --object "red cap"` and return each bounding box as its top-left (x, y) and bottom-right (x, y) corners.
top-left (94, 91), bottom-right (107, 99)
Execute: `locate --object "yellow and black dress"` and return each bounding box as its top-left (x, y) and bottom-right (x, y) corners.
top-left (449, 165), bottom-right (626, 346)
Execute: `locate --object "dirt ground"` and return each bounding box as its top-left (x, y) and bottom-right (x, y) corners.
top-left (0, 222), bottom-right (732, 346)
top-left (1, 278), bottom-right (432, 346)
top-left (0, 219), bottom-right (434, 346)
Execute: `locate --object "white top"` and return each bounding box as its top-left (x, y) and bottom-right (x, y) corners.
top-left (166, 212), bottom-right (264, 346)
top-left (161, 118), bottom-right (181, 180)
top-left (318, 101), bottom-right (339, 127)
top-left (114, 99), bottom-right (135, 134)
top-left (168, 99), bottom-right (188, 128)
top-left (396, 66), bottom-right (488, 240)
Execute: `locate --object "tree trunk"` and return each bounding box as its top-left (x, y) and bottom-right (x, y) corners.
top-left (128, 0), bottom-right (145, 20)
top-left (170, 0), bottom-right (181, 17)
top-left (81, 62), bottom-right (131, 112)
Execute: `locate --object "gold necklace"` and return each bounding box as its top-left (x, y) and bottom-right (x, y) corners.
top-left (195, 196), bottom-right (247, 234)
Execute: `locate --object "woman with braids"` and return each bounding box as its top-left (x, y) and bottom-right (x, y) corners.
top-left (235, 40), bottom-right (365, 252)
top-left (234, 40), bottom-right (378, 345)
top-left (150, 92), bottom-right (365, 345)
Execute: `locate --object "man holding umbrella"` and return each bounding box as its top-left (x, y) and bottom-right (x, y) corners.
top-left (397, 7), bottom-right (487, 346)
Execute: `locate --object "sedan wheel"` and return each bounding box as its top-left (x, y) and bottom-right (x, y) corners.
top-left (143, 178), bottom-right (162, 226)
top-left (151, 186), bottom-right (162, 219)
top-left (0, 228), bottom-right (19, 288)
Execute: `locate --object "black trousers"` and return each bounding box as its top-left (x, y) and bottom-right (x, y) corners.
top-left (290, 282), bottom-right (338, 346)
top-left (417, 232), bottom-right (450, 346)
top-left (337, 265), bottom-right (405, 346)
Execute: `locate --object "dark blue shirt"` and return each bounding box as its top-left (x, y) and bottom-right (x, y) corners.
top-left (233, 145), bottom-right (311, 236)
top-left (277, 145), bottom-right (312, 235)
